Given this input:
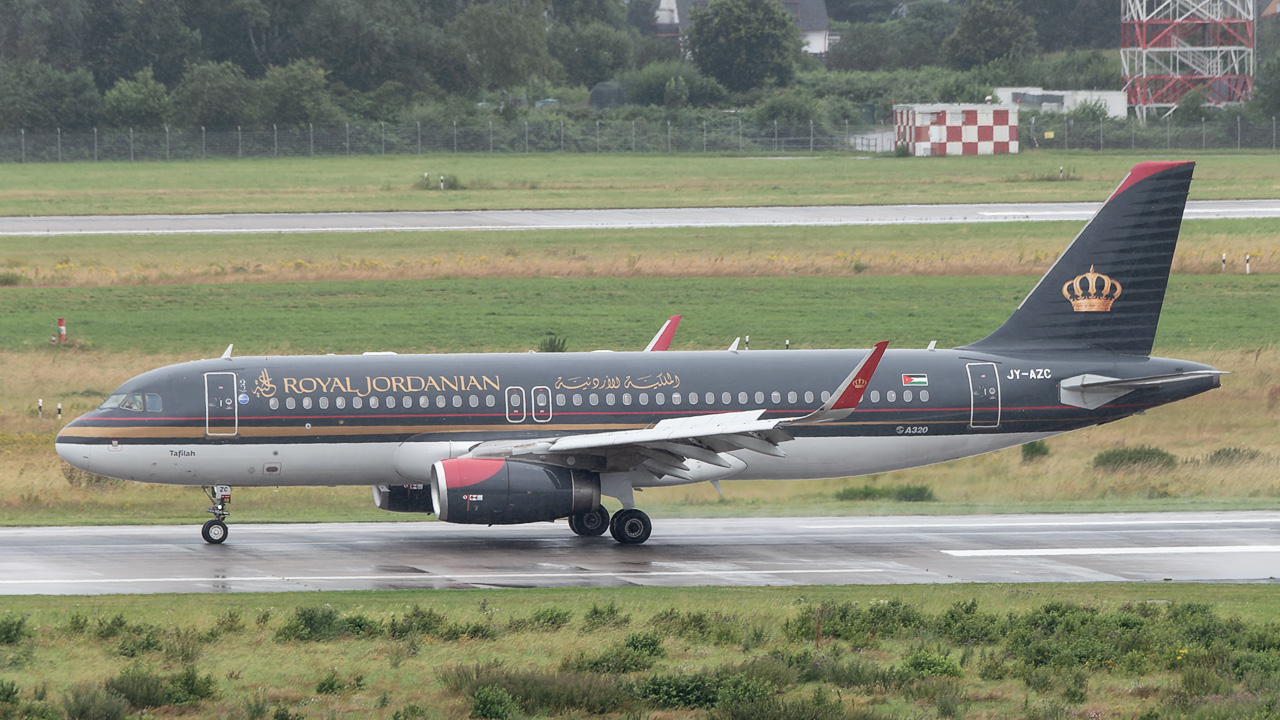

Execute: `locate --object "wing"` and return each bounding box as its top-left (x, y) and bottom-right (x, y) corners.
top-left (466, 342), bottom-right (888, 480)
top-left (643, 315), bottom-right (682, 351)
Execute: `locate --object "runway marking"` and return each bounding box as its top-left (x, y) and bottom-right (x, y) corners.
top-left (802, 517), bottom-right (1279, 530)
top-left (0, 567), bottom-right (884, 586)
top-left (944, 545), bottom-right (1280, 557)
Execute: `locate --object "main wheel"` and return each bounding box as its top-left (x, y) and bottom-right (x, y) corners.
top-left (201, 518), bottom-right (228, 544)
top-left (609, 508), bottom-right (651, 545)
top-left (578, 505), bottom-right (610, 536)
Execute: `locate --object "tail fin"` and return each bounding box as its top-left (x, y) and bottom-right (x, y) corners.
top-left (960, 161), bottom-right (1194, 356)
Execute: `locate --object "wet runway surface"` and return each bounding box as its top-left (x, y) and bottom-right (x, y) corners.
top-left (1, 511), bottom-right (1276, 595)
top-left (2, 200), bottom-right (1279, 236)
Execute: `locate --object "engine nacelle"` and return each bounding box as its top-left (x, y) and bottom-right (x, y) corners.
top-left (372, 484), bottom-right (434, 513)
top-left (430, 458), bottom-right (599, 525)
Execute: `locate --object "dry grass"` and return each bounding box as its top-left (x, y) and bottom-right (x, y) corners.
top-left (2, 219), bottom-right (1278, 288)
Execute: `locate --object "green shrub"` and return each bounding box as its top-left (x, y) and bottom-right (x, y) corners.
top-left (536, 335), bottom-right (568, 353)
top-left (0, 272), bottom-right (29, 287)
top-left (387, 605), bottom-right (448, 638)
top-left (316, 670), bottom-right (345, 695)
top-left (213, 609), bottom-right (244, 635)
top-left (977, 649), bottom-right (1010, 680)
top-left (834, 484), bottom-right (935, 502)
top-left (893, 485), bottom-right (936, 502)
top-left (623, 631), bottom-right (665, 658)
top-left (650, 609), bottom-right (743, 644)
top-left (715, 673), bottom-right (773, 706)
top-left (441, 622), bottom-right (496, 641)
top-left (1061, 668), bottom-right (1089, 703)
top-left (508, 607), bottom-right (571, 632)
top-left (275, 606), bottom-right (382, 641)
top-left (441, 663), bottom-right (631, 715)
top-left (935, 599), bottom-right (1003, 644)
top-left (582, 601), bottom-right (630, 630)
top-left (1204, 446), bottom-right (1263, 465)
top-left (471, 685), bottom-right (518, 719)
top-left (1092, 445), bottom-right (1177, 471)
top-left (0, 678), bottom-right (19, 704)
top-left (103, 665), bottom-right (167, 709)
top-left (1022, 440), bottom-right (1050, 462)
top-left (60, 682), bottom-right (128, 720)
top-left (785, 599), bottom-right (925, 645)
top-left (564, 645), bottom-right (657, 674)
top-left (0, 615), bottom-right (26, 645)
top-left (637, 673), bottom-right (720, 708)
top-left (900, 648), bottom-right (963, 679)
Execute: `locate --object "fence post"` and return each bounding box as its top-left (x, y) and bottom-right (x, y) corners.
top-left (57, 128), bottom-right (62, 162)
top-left (1065, 120), bottom-right (1069, 150)
top-left (773, 120), bottom-right (777, 150)
top-left (1274, 117), bottom-right (1277, 150)
top-left (739, 118), bottom-right (742, 152)
top-left (1098, 121), bottom-right (1103, 151)
top-left (310, 123), bottom-right (314, 156)
top-left (489, 120), bottom-right (493, 153)
top-left (382, 122), bottom-right (386, 154)
top-left (130, 127), bottom-right (135, 162)
top-left (597, 120), bottom-right (600, 153)
top-left (346, 123), bottom-right (351, 155)
top-left (93, 127), bottom-right (98, 161)
top-left (237, 126), bottom-right (242, 158)
top-left (201, 127), bottom-right (205, 159)
top-left (560, 120), bottom-right (564, 152)
top-left (525, 121), bottom-right (529, 153)
top-left (1237, 116), bottom-right (1241, 149)
top-left (274, 124), bottom-right (278, 157)
top-left (417, 121), bottom-right (421, 155)
top-left (667, 121), bottom-right (671, 152)
top-left (19, 129), bottom-right (23, 164)
top-left (453, 120), bottom-right (458, 153)
top-left (165, 125), bottom-right (170, 160)
top-left (1131, 120), bottom-right (1135, 149)
top-left (1202, 118), bottom-right (1205, 149)
top-left (1166, 117), bottom-right (1170, 149)
top-left (631, 120), bottom-right (635, 152)
top-left (810, 120), bottom-right (814, 151)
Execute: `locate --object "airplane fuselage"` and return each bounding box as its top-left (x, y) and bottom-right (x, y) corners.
top-left (55, 347), bottom-right (1218, 489)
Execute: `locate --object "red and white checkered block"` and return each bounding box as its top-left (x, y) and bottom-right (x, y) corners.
top-left (893, 105), bottom-right (1018, 157)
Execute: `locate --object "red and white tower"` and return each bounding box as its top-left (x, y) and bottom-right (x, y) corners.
top-left (1122, 0), bottom-right (1255, 119)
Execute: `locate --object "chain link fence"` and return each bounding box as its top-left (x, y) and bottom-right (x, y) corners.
top-left (1, 116), bottom-right (1276, 162)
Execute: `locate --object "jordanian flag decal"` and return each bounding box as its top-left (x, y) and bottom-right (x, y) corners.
top-left (902, 374), bottom-right (929, 387)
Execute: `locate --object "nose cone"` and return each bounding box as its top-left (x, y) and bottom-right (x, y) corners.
top-left (55, 421), bottom-right (93, 473)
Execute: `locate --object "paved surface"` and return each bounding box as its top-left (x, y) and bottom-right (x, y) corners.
top-left (1, 511), bottom-right (1276, 595)
top-left (2, 200), bottom-right (1279, 236)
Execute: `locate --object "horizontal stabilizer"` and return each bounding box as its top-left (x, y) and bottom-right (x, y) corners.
top-left (1059, 370), bottom-right (1226, 410)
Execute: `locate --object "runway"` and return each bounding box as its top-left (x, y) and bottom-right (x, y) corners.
top-left (1, 511), bottom-right (1276, 595)
top-left (2, 199), bottom-right (1279, 236)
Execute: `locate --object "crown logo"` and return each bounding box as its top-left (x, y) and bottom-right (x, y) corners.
top-left (852, 378), bottom-right (868, 389)
top-left (1062, 265), bottom-right (1122, 312)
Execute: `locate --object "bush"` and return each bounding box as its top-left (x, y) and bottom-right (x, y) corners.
top-left (387, 605), bottom-right (448, 638)
top-left (441, 663), bottom-right (631, 715)
top-left (582, 602), bottom-right (630, 630)
top-left (935, 599), bottom-right (1003, 644)
top-left (103, 665), bottom-right (167, 709)
top-left (275, 606), bottom-right (380, 641)
top-left (0, 272), bottom-right (29, 286)
top-left (1022, 440), bottom-right (1050, 462)
top-left (834, 484), bottom-right (935, 502)
top-left (637, 673), bottom-right (721, 708)
top-left (0, 679), bottom-right (19, 704)
top-left (471, 685), bottom-right (519, 719)
top-left (0, 615), bottom-right (26, 645)
top-left (1092, 445), bottom-right (1177, 471)
top-left (60, 682), bottom-right (128, 720)
top-left (1204, 446), bottom-right (1263, 465)
top-left (900, 648), bottom-right (963, 679)
top-left (650, 609), bottom-right (743, 645)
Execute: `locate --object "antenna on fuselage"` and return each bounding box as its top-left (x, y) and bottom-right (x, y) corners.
top-left (220, 344), bottom-right (234, 360)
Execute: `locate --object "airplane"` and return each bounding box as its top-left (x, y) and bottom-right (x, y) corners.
top-left (55, 161), bottom-right (1223, 546)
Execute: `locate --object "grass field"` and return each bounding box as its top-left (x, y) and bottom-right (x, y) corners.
top-left (2, 152), bottom-right (1280, 216)
top-left (1, 583), bottom-right (1279, 719)
top-left (3, 218), bottom-right (1279, 288)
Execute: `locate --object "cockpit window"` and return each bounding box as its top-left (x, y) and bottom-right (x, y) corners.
top-left (145, 393), bottom-right (163, 412)
top-left (118, 393), bottom-right (145, 412)
top-left (99, 393), bottom-right (126, 410)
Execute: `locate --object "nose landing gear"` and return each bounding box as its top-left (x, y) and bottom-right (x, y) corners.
top-left (201, 485), bottom-right (232, 544)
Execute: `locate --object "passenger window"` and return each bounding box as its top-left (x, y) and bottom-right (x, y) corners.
top-left (387, 396), bottom-right (395, 408)
top-left (436, 396), bottom-right (446, 408)
top-left (302, 397), bottom-right (312, 410)
top-left (469, 395), bottom-right (479, 408)
top-left (419, 396), bottom-right (429, 408)
top-left (286, 397), bottom-right (296, 410)
top-left (452, 395), bottom-right (462, 408)
top-left (821, 391), bottom-right (831, 402)
top-left (639, 393), bottom-right (649, 405)
top-left (887, 390), bottom-right (897, 402)
top-left (269, 398), bottom-right (280, 410)
top-left (903, 390), bottom-right (913, 402)
top-left (145, 393), bottom-right (163, 412)
top-left (623, 393), bottom-right (632, 406)
top-left (573, 394), bottom-right (582, 406)
top-left (100, 393), bottom-right (126, 410)
top-left (403, 396), bottom-right (411, 408)
top-left (805, 391), bottom-right (814, 403)
top-left (788, 391), bottom-right (797, 403)
top-left (721, 392), bottom-right (731, 404)
top-left (920, 390), bottom-right (930, 402)
top-left (672, 392), bottom-right (682, 404)
top-left (606, 393), bottom-right (615, 406)
top-left (353, 397), bottom-right (363, 409)
top-left (771, 391), bottom-right (781, 404)
top-left (556, 393), bottom-right (566, 407)
top-left (336, 397), bottom-right (346, 409)
top-left (120, 393), bottom-right (144, 412)
top-left (705, 392), bottom-right (714, 404)
top-left (738, 392), bottom-right (748, 404)
top-left (369, 396), bottom-right (379, 409)
top-left (589, 393), bottom-right (599, 406)
top-left (319, 397), bottom-right (329, 409)
top-left (870, 391), bottom-right (880, 403)
top-left (755, 391), bottom-right (765, 404)
top-left (486, 395), bottom-right (496, 407)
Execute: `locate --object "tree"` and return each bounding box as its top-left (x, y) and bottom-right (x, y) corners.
top-left (940, 0), bottom-right (1037, 70)
top-left (171, 61), bottom-right (258, 129)
top-left (1250, 53), bottom-right (1280, 117)
top-left (549, 22), bottom-right (634, 88)
top-left (0, 0), bottom-right (91, 69)
top-left (550, 0), bottom-right (625, 28)
top-left (83, 0), bottom-right (200, 88)
top-left (0, 59), bottom-right (100, 129)
top-left (449, 0), bottom-right (559, 90)
top-left (259, 58), bottom-right (345, 127)
top-left (826, 23), bottom-right (893, 71)
top-left (626, 0), bottom-right (658, 35)
top-left (685, 0), bottom-right (802, 93)
top-left (102, 66), bottom-right (171, 127)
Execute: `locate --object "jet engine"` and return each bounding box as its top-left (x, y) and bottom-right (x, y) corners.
top-left (430, 458), bottom-right (599, 525)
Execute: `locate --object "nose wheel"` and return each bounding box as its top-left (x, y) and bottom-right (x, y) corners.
top-left (201, 485), bottom-right (232, 544)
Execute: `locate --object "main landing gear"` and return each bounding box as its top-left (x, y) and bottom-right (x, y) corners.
top-left (201, 485), bottom-right (232, 544)
top-left (567, 505), bottom-right (653, 544)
